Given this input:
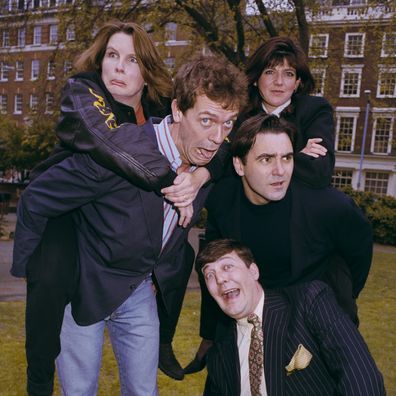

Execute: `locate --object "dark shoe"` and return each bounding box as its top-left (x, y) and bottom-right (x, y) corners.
top-left (159, 343), bottom-right (184, 381)
top-left (184, 353), bottom-right (206, 374)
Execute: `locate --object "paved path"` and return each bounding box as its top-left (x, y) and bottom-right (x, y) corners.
top-left (1, 213), bottom-right (395, 302)
top-left (0, 213), bottom-right (202, 301)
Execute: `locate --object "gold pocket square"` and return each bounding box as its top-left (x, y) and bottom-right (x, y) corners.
top-left (285, 344), bottom-right (312, 375)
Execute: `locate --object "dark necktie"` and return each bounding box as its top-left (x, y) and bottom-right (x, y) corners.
top-left (247, 313), bottom-right (264, 396)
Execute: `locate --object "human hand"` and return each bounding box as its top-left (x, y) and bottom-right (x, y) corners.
top-left (178, 204), bottom-right (194, 228)
top-left (161, 168), bottom-right (210, 208)
top-left (300, 138), bottom-right (327, 158)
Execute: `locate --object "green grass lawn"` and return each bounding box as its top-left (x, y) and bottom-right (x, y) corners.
top-left (0, 250), bottom-right (394, 395)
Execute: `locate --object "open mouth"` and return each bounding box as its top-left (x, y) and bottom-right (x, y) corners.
top-left (222, 288), bottom-right (240, 300)
top-left (270, 181), bottom-right (284, 187)
top-left (197, 148), bottom-right (216, 160)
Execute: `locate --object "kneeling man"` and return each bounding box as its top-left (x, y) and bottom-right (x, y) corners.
top-left (198, 239), bottom-right (385, 396)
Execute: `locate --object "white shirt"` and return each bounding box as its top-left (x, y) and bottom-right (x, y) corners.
top-left (262, 99), bottom-right (291, 117)
top-left (153, 115), bottom-right (194, 247)
top-left (237, 290), bottom-right (268, 396)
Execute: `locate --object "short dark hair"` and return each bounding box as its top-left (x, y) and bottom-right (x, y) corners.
top-left (231, 114), bottom-right (295, 164)
top-left (173, 54), bottom-right (248, 114)
top-left (245, 37), bottom-right (315, 113)
top-left (196, 239), bottom-right (255, 272)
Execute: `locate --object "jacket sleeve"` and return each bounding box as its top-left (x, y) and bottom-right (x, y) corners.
top-left (327, 194), bottom-right (373, 298)
top-left (293, 96), bottom-right (335, 188)
top-left (56, 76), bottom-right (176, 191)
top-left (306, 283), bottom-right (385, 395)
top-left (11, 154), bottom-right (110, 278)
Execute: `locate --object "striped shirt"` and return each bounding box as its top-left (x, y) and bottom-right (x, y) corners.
top-left (153, 115), bottom-right (193, 247)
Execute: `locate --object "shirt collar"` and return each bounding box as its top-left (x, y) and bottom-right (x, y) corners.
top-left (262, 99), bottom-right (291, 117)
top-left (237, 288), bottom-right (265, 329)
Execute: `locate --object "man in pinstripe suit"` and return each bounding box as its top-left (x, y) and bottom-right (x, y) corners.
top-left (198, 239), bottom-right (385, 396)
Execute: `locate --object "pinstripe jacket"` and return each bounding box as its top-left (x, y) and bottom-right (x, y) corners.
top-left (205, 281), bottom-right (385, 396)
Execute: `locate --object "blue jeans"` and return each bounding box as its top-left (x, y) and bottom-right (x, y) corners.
top-left (56, 277), bottom-right (159, 396)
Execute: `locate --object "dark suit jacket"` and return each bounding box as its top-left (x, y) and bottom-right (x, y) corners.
top-left (206, 176), bottom-right (372, 298)
top-left (12, 119), bottom-right (210, 325)
top-left (205, 281), bottom-right (385, 396)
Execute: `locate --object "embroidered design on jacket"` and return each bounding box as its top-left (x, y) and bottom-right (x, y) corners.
top-left (89, 88), bottom-right (118, 129)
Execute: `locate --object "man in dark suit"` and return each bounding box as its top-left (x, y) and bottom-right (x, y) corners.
top-left (198, 239), bottom-right (385, 396)
top-left (12, 55), bottom-right (248, 395)
top-left (186, 114), bottom-right (373, 373)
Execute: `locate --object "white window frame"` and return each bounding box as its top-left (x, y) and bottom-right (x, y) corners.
top-left (344, 33), bottom-right (365, 58)
top-left (45, 92), bottom-right (54, 114)
top-left (377, 67), bottom-right (396, 98)
top-left (381, 32), bottom-right (396, 57)
top-left (66, 25), bottom-right (75, 41)
top-left (311, 68), bottom-right (326, 96)
top-left (33, 26), bottom-right (42, 46)
top-left (63, 60), bottom-right (72, 75)
top-left (30, 93), bottom-right (39, 112)
top-left (364, 172), bottom-right (389, 196)
top-left (17, 28), bottom-right (26, 47)
top-left (2, 30), bottom-right (10, 48)
top-left (31, 59), bottom-right (40, 80)
top-left (49, 24), bottom-right (58, 44)
top-left (0, 94), bottom-right (7, 114)
top-left (47, 60), bottom-right (55, 80)
top-left (335, 109), bottom-right (359, 153)
top-left (15, 61), bottom-right (24, 81)
top-left (14, 93), bottom-right (23, 114)
top-left (0, 62), bottom-right (10, 81)
top-left (308, 34), bottom-right (329, 58)
top-left (332, 169), bottom-right (353, 189)
top-left (340, 65), bottom-right (363, 98)
top-left (370, 114), bottom-right (394, 155)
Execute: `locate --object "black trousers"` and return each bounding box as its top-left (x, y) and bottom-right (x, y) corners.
top-left (24, 216), bottom-right (195, 395)
top-left (25, 214), bottom-right (78, 396)
top-left (197, 252), bottom-right (359, 341)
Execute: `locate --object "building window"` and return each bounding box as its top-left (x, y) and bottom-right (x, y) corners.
top-left (0, 62), bottom-right (10, 81)
top-left (32, 0), bottom-right (41, 8)
top-left (371, 117), bottom-right (394, 155)
top-left (364, 172), bottom-right (389, 196)
top-left (165, 22), bottom-right (177, 41)
top-left (17, 28), bottom-right (26, 47)
top-left (33, 26), bottom-right (42, 45)
top-left (64, 60), bottom-right (72, 75)
top-left (377, 68), bottom-right (396, 98)
top-left (31, 59), bottom-right (40, 80)
top-left (344, 33), bottom-right (365, 58)
top-left (340, 66), bottom-right (362, 97)
top-left (335, 114), bottom-right (357, 152)
top-left (45, 93), bottom-right (54, 113)
top-left (66, 25), bottom-right (75, 41)
top-left (0, 94), bottom-right (7, 114)
top-left (2, 30), bottom-right (10, 47)
top-left (49, 24), bottom-right (58, 44)
top-left (381, 32), bottom-right (396, 57)
top-left (164, 56), bottom-right (175, 71)
top-left (308, 34), bottom-right (329, 58)
top-left (14, 94), bottom-right (23, 114)
top-left (15, 61), bottom-right (24, 80)
top-left (47, 60), bottom-right (55, 79)
top-left (17, 0), bottom-right (26, 10)
top-left (311, 68), bottom-right (326, 96)
top-left (30, 94), bottom-right (38, 112)
top-left (332, 170), bottom-right (353, 189)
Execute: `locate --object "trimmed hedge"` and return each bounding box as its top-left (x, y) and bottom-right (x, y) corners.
top-left (341, 187), bottom-right (396, 246)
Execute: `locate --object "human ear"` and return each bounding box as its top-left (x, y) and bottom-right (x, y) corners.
top-left (171, 99), bottom-right (182, 122)
top-left (249, 262), bottom-right (260, 280)
top-left (233, 157), bottom-right (245, 176)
